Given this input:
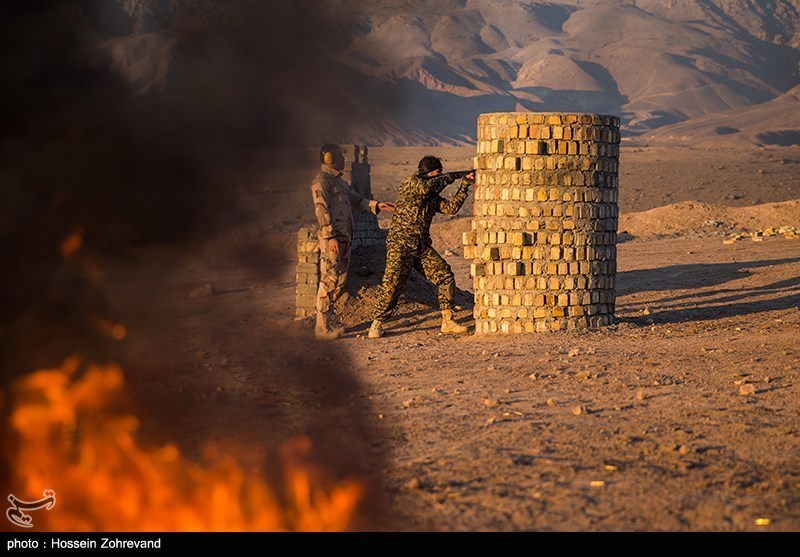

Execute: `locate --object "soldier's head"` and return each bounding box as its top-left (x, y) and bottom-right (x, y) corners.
top-left (418, 155), bottom-right (443, 177)
top-left (320, 143), bottom-right (345, 171)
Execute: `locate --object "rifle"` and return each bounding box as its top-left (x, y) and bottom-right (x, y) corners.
top-left (418, 169), bottom-right (476, 181)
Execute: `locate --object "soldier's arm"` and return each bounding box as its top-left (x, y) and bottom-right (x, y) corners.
top-left (436, 177), bottom-right (472, 215)
top-left (345, 183), bottom-right (381, 215)
top-left (311, 176), bottom-right (336, 239)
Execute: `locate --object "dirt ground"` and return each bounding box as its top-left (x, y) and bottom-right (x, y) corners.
top-left (92, 144), bottom-right (799, 533)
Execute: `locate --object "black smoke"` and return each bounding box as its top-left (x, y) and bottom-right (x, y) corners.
top-left (0, 0), bottom-right (364, 377)
top-left (0, 0), bottom-right (395, 530)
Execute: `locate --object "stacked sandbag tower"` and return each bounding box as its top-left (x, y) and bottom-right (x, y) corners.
top-left (349, 145), bottom-right (385, 247)
top-left (295, 227), bottom-right (320, 318)
top-left (462, 113), bottom-right (620, 334)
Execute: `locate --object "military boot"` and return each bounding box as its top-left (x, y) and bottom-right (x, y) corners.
top-left (367, 320), bottom-right (383, 339)
top-left (440, 310), bottom-right (468, 334)
top-left (315, 310), bottom-right (344, 341)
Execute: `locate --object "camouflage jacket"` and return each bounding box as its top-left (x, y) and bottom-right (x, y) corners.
top-left (386, 173), bottom-right (471, 250)
top-left (311, 164), bottom-right (379, 242)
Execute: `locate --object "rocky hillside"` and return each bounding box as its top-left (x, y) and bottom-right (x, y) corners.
top-left (55, 0), bottom-right (800, 145)
top-left (92, 0), bottom-right (800, 145)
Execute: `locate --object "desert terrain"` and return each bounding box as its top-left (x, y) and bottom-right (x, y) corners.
top-left (2, 0), bottom-right (800, 537)
top-left (84, 142), bottom-right (799, 533)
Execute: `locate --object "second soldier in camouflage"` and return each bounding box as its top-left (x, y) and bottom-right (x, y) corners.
top-left (369, 156), bottom-right (474, 338)
top-left (312, 144), bottom-right (394, 340)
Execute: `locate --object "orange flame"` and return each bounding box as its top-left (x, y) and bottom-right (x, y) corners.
top-left (1, 357), bottom-right (366, 532)
top-left (91, 314), bottom-right (127, 340)
top-left (59, 231), bottom-right (83, 259)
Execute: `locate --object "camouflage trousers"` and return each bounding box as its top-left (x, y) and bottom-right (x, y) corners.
top-left (373, 242), bottom-right (455, 322)
top-left (316, 238), bottom-right (351, 316)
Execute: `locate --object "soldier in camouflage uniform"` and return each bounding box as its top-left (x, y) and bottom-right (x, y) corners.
top-left (368, 156), bottom-right (474, 338)
top-left (312, 144), bottom-right (394, 340)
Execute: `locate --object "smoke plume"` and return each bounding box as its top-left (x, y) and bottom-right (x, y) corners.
top-left (0, 0), bottom-right (394, 530)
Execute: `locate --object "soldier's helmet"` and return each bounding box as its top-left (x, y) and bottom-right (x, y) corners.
top-left (418, 156), bottom-right (443, 176)
top-left (320, 144), bottom-right (345, 170)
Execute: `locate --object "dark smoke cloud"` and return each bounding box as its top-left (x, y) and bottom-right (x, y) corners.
top-left (0, 0), bottom-right (393, 530)
top-left (0, 0), bottom-right (366, 379)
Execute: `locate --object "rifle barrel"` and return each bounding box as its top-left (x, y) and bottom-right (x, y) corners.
top-left (419, 169), bottom-right (476, 179)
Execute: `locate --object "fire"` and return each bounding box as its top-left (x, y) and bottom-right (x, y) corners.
top-left (1, 356), bottom-right (366, 532)
top-left (59, 231), bottom-right (83, 259)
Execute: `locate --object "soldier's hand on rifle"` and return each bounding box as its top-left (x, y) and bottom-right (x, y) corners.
top-left (327, 238), bottom-right (340, 254)
top-left (465, 171), bottom-right (475, 182)
top-left (378, 201), bottom-right (396, 213)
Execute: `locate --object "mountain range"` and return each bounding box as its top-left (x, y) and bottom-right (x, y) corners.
top-left (99, 0), bottom-right (800, 146)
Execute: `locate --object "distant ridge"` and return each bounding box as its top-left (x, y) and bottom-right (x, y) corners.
top-left (100, 0), bottom-right (800, 146)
